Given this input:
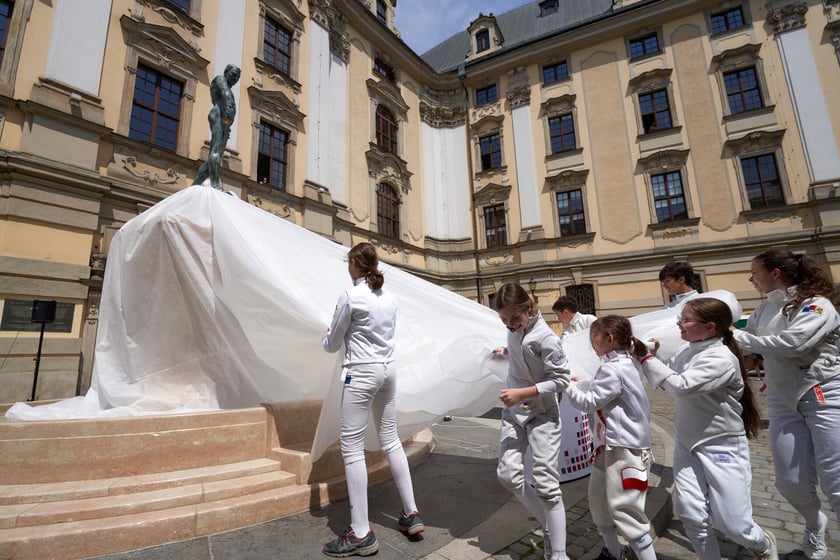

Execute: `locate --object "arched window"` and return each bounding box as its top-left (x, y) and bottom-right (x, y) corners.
top-left (377, 183), bottom-right (400, 238)
top-left (375, 105), bottom-right (398, 154)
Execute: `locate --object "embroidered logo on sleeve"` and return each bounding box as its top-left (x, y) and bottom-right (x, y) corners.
top-left (549, 348), bottom-right (567, 366)
top-left (802, 305), bottom-right (824, 314)
top-left (621, 466), bottom-right (648, 491)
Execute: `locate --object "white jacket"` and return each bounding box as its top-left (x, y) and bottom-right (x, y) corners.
top-left (642, 338), bottom-right (746, 451)
top-left (733, 288), bottom-right (840, 411)
top-left (562, 312), bottom-right (597, 339)
top-left (565, 350), bottom-right (651, 451)
top-left (323, 277), bottom-right (397, 366)
top-left (505, 311), bottom-right (571, 425)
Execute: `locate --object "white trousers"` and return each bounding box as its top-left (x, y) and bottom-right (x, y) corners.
top-left (674, 434), bottom-right (767, 558)
top-left (339, 362), bottom-right (401, 465)
top-left (497, 407), bottom-right (564, 506)
top-left (589, 446), bottom-right (651, 542)
top-left (768, 376), bottom-right (840, 522)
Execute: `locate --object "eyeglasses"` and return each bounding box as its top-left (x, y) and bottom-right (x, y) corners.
top-left (676, 315), bottom-right (708, 325)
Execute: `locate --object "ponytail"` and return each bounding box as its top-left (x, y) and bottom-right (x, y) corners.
top-left (685, 299), bottom-right (760, 438)
top-left (347, 242), bottom-right (384, 290)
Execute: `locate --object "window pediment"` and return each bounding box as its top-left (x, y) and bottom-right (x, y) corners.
top-left (248, 86), bottom-right (305, 131)
top-left (474, 182), bottom-right (511, 205)
top-left (261, 0), bottom-right (306, 29)
top-left (724, 129), bottom-right (785, 155)
top-left (546, 169), bottom-right (589, 191)
top-left (120, 15), bottom-right (209, 78)
top-left (471, 114), bottom-right (504, 134)
top-left (628, 68), bottom-right (672, 93)
top-left (638, 148), bottom-right (689, 172)
top-left (366, 78), bottom-right (408, 118)
top-left (711, 43), bottom-right (761, 69)
top-left (540, 94), bottom-right (576, 116)
top-left (366, 146), bottom-right (412, 192)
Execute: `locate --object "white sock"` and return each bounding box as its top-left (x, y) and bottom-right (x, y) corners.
top-left (345, 460), bottom-right (370, 536)
top-left (545, 503), bottom-right (568, 559)
top-left (386, 447), bottom-right (418, 514)
top-left (630, 533), bottom-right (656, 560)
top-left (599, 525), bottom-right (623, 559)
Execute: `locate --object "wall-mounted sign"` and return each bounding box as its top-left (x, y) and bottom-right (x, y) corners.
top-left (0, 299), bottom-right (75, 332)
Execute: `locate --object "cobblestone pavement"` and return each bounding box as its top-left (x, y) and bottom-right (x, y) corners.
top-left (488, 378), bottom-right (840, 559)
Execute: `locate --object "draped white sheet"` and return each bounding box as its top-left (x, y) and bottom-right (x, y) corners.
top-left (5, 186), bottom-right (741, 462)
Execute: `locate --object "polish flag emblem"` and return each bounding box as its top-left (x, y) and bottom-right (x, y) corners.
top-left (621, 466), bottom-right (649, 491)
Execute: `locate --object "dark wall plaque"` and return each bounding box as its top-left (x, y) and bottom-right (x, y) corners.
top-left (1, 299), bottom-right (75, 333)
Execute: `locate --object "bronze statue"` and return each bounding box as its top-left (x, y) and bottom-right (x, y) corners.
top-left (194, 64), bottom-right (241, 190)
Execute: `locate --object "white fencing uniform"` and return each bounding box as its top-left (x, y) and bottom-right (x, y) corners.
top-left (642, 338), bottom-right (770, 559)
top-left (497, 311), bottom-right (571, 560)
top-left (561, 312), bottom-right (597, 339)
top-left (323, 277), bottom-right (418, 536)
top-left (733, 288), bottom-right (840, 522)
top-left (566, 350), bottom-right (655, 559)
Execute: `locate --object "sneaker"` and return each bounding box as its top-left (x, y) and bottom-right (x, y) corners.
top-left (803, 512), bottom-right (828, 560)
top-left (596, 546), bottom-right (625, 560)
top-left (752, 531), bottom-right (778, 560)
top-left (398, 510), bottom-right (425, 536)
top-left (322, 527), bottom-right (379, 557)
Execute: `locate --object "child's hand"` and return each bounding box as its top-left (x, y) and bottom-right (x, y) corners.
top-left (492, 347), bottom-right (508, 358)
top-left (499, 388), bottom-right (523, 406)
top-left (647, 338), bottom-right (660, 356)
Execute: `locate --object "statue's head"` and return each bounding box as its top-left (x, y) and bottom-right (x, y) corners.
top-left (224, 64), bottom-right (241, 85)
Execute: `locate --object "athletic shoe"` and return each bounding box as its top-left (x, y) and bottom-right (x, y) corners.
top-left (752, 530), bottom-right (778, 560)
top-left (803, 512), bottom-right (828, 560)
top-left (398, 510), bottom-right (425, 535)
top-left (322, 527), bottom-right (379, 557)
top-left (595, 546), bottom-right (625, 560)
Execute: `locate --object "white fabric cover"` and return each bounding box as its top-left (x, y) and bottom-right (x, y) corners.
top-left (5, 186), bottom-right (741, 463)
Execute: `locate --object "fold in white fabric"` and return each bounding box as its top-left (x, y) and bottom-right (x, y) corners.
top-left (5, 186), bottom-right (741, 462)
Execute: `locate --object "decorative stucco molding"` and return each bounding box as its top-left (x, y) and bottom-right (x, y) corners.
top-left (766, 2), bottom-right (808, 34)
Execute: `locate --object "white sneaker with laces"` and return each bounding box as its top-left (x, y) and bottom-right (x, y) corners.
top-left (803, 511), bottom-right (828, 560)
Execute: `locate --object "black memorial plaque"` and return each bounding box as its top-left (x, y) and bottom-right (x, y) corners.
top-left (0, 299), bottom-right (74, 332)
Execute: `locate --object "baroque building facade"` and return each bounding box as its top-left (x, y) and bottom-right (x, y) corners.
top-left (0, 0), bottom-right (838, 403)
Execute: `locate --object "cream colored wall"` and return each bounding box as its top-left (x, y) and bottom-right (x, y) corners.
top-left (1, 220), bottom-right (92, 266)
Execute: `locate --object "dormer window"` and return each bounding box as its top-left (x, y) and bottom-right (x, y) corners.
top-left (376, 0), bottom-right (387, 23)
top-left (539, 0), bottom-right (559, 17)
top-left (476, 29), bottom-right (490, 53)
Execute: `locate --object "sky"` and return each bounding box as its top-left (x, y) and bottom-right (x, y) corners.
top-left (394, 0), bottom-right (533, 55)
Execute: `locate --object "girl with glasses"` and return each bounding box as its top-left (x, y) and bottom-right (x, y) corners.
top-left (635, 297), bottom-right (776, 559)
top-left (732, 248), bottom-right (840, 560)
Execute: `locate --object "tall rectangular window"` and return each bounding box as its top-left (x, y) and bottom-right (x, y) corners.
top-left (484, 204), bottom-right (507, 248)
top-left (264, 17), bottom-right (292, 75)
top-left (476, 30), bottom-right (490, 52)
top-left (639, 89), bottom-right (672, 133)
top-left (711, 7), bottom-right (745, 34)
top-left (548, 113), bottom-right (576, 153)
top-left (741, 154), bottom-right (784, 208)
top-left (543, 61), bottom-right (569, 84)
top-left (377, 183), bottom-right (400, 238)
top-left (375, 105), bottom-right (398, 154)
top-left (475, 84), bottom-right (497, 106)
top-left (651, 171), bottom-right (688, 222)
top-left (556, 189), bottom-right (586, 236)
top-left (257, 122), bottom-right (288, 190)
top-left (724, 67), bottom-right (762, 114)
top-left (629, 33), bottom-right (660, 59)
top-left (376, 0), bottom-right (387, 23)
top-left (0, 0), bottom-right (13, 60)
top-left (129, 64), bottom-right (183, 152)
top-left (479, 134), bottom-right (502, 170)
